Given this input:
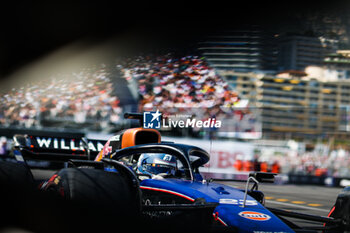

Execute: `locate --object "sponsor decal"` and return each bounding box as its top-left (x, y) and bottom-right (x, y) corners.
top-left (143, 110), bottom-right (222, 129)
top-left (32, 137), bottom-right (104, 152)
top-left (109, 135), bottom-right (120, 142)
top-left (238, 211), bottom-right (271, 221)
top-left (102, 140), bottom-right (112, 157)
top-left (219, 198), bottom-right (258, 206)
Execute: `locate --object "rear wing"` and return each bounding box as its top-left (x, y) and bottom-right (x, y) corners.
top-left (12, 134), bottom-right (107, 163)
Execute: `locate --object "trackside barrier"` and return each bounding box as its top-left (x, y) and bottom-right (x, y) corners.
top-left (201, 172), bottom-right (350, 187)
top-left (287, 174), bottom-right (326, 186)
top-left (201, 172), bottom-right (289, 185)
top-left (287, 174), bottom-right (350, 187)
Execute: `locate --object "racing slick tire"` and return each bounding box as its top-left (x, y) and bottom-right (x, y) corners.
top-left (0, 161), bottom-right (34, 187)
top-left (43, 168), bottom-right (142, 232)
top-left (0, 161), bottom-right (36, 230)
top-left (326, 186), bottom-right (350, 232)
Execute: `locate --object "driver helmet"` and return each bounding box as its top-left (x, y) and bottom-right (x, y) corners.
top-left (137, 153), bottom-right (177, 177)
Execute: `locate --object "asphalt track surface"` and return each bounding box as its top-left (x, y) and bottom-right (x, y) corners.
top-left (32, 169), bottom-right (343, 230)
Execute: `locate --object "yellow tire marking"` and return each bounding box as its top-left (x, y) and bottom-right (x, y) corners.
top-left (291, 201), bottom-right (306, 204)
top-left (276, 198), bottom-right (289, 202)
top-left (308, 203), bottom-right (323, 207)
top-left (265, 196), bottom-right (275, 200)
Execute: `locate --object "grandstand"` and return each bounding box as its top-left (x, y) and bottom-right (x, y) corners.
top-left (118, 53), bottom-right (261, 139)
top-left (0, 64), bottom-right (126, 133)
top-left (0, 53), bottom-right (260, 139)
top-left (119, 54), bottom-right (240, 112)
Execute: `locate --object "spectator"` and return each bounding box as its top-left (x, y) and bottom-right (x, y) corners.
top-left (271, 161), bottom-right (281, 174)
top-left (260, 161), bottom-right (268, 173)
top-left (233, 159), bottom-right (243, 171)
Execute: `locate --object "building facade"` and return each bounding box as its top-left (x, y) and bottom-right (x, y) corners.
top-left (197, 29), bottom-right (277, 72)
top-left (323, 50), bottom-right (350, 80)
top-left (277, 34), bottom-right (337, 71)
top-left (219, 70), bottom-right (350, 140)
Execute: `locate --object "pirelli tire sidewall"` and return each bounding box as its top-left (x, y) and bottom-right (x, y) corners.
top-left (44, 168), bottom-right (141, 221)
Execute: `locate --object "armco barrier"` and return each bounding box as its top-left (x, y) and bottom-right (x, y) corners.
top-left (200, 172), bottom-right (350, 187)
top-left (287, 174), bottom-right (326, 186)
top-left (201, 172), bottom-right (289, 185)
top-left (288, 174), bottom-right (350, 187)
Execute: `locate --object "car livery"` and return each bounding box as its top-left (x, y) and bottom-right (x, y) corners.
top-left (109, 142), bottom-right (293, 233)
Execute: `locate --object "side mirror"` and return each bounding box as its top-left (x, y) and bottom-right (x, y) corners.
top-left (249, 172), bottom-right (277, 183)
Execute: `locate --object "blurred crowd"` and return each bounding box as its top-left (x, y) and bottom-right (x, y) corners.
top-left (0, 64), bottom-right (122, 131)
top-left (228, 146), bottom-right (350, 178)
top-left (287, 148), bottom-right (350, 177)
top-left (250, 144), bottom-right (350, 177)
top-left (1, 54), bottom-right (254, 133)
top-left (0, 52), bottom-right (260, 138)
top-left (233, 158), bottom-right (281, 173)
top-left (119, 54), bottom-right (244, 119)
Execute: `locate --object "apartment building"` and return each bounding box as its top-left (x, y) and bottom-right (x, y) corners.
top-left (219, 70), bottom-right (350, 139)
top-left (277, 34), bottom-right (337, 71)
top-left (197, 29), bottom-right (277, 72)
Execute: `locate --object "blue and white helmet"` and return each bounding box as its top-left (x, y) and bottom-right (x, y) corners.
top-left (137, 153), bottom-right (177, 176)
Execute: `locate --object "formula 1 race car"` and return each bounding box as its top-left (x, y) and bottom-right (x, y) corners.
top-left (2, 113), bottom-right (350, 233)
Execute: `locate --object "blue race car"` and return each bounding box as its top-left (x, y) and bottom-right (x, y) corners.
top-left (8, 113), bottom-right (350, 233)
top-left (102, 142), bottom-right (292, 232)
